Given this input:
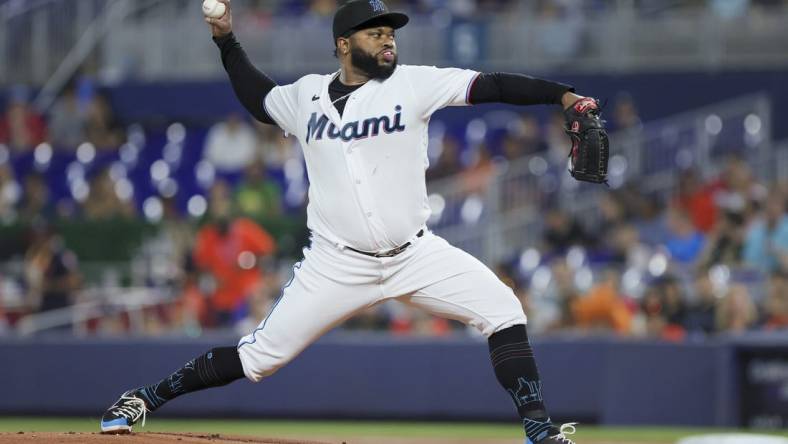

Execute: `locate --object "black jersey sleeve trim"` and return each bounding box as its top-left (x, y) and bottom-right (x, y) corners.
top-left (467, 72), bottom-right (574, 106)
top-left (213, 32), bottom-right (277, 125)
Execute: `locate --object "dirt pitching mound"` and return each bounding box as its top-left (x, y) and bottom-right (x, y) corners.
top-left (0, 432), bottom-right (333, 444)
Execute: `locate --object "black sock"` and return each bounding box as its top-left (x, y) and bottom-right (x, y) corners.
top-left (135, 346), bottom-right (245, 412)
top-left (489, 325), bottom-right (557, 442)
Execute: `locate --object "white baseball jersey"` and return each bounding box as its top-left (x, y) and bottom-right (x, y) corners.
top-left (237, 64), bottom-right (526, 383)
top-left (263, 64), bottom-right (480, 252)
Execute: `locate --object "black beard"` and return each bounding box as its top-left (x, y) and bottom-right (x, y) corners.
top-left (350, 46), bottom-right (397, 80)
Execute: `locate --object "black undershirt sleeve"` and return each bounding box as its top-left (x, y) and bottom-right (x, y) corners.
top-left (213, 32), bottom-right (277, 125)
top-left (468, 72), bottom-right (574, 107)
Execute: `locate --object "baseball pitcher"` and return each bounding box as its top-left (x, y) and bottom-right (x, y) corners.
top-left (100, 1), bottom-right (609, 443)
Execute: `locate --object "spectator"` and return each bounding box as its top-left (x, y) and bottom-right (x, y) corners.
top-left (696, 210), bottom-right (746, 269)
top-left (193, 181), bottom-right (277, 326)
top-left (608, 223), bottom-right (651, 269)
top-left (18, 173), bottom-right (54, 221)
top-left (84, 92), bottom-right (125, 149)
top-left (660, 277), bottom-right (688, 333)
top-left (541, 260), bottom-right (581, 333)
top-left (0, 163), bottom-right (20, 222)
top-left (203, 114), bottom-right (258, 173)
top-left (544, 109), bottom-right (570, 168)
top-left (24, 224), bottom-right (81, 314)
top-left (743, 190), bottom-right (788, 273)
top-left (234, 273), bottom-right (277, 336)
top-left (542, 207), bottom-right (589, 254)
top-left (257, 122), bottom-right (299, 170)
top-left (641, 286), bottom-right (668, 338)
top-left (611, 92), bottom-right (642, 132)
top-left (0, 92), bottom-right (47, 151)
top-left (716, 284), bottom-right (758, 334)
top-left (676, 168), bottom-right (719, 233)
top-left (48, 82), bottom-right (86, 149)
top-left (235, 160), bottom-right (283, 220)
top-left (683, 272), bottom-right (719, 335)
top-left (664, 207), bottom-right (705, 263)
top-left (461, 144), bottom-right (496, 196)
top-left (715, 155), bottom-right (764, 216)
top-left (762, 271), bottom-right (788, 330)
top-left (571, 270), bottom-right (632, 335)
top-left (502, 112), bottom-right (546, 160)
top-left (427, 134), bottom-right (463, 182)
top-left (81, 168), bottom-right (135, 220)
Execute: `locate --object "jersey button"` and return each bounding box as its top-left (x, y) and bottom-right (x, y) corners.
top-left (366, 212), bottom-right (372, 218)
top-left (355, 179), bottom-right (361, 185)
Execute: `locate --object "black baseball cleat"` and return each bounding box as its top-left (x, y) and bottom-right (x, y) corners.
top-left (524, 420), bottom-right (578, 444)
top-left (100, 390), bottom-right (148, 434)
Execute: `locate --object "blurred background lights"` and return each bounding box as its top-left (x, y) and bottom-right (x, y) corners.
top-left (163, 143), bottom-right (183, 164)
top-left (465, 118), bottom-right (487, 145)
top-left (119, 143), bottom-right (139, 164)
top-left (150, 159), bottom-right (170, 182)
top-left (195, 160), bottom-right (216, 188)
top-left (34, 143), bottom-right (52, 165)
top-left (705, 114), bottom-right (723, 135)
top-left (530, 266), bottom-right (552, 294)
top-left (574, 267), bottom-right (594, 292)
top-left (187, 195), bottom-right (207, 218)
top-left (158, 178), bottom-right (178, 198)
top-left (237, 251), bottom-right (256, 270)
top-left (528, 156), bottom-right (548, 176)
top-left (709, 264), bottom-right (731, 295)
top-left (143, 196), bottom-right (164, 222)
top-left (66, 161), bottom-right (85, 183)
top-left (70, 179), bottom-right (89, 202)
top-left (126, 123), bottom-right (146, 146)
top-left (109, 162), bottom-right (127, 181)
top-left (519, 248), bottom-right (541, 273)
top-left (76, 142), bottom-right (96, 164)
top-left (609, 155), bottom-right (628, 176)
top-left (622, 268), bottom-right (643, 296)
top-left (744, 114), bottom-right (762, 135)
top-left (648, 252), bottom-right (668, 277)
top-left (566, 246), bottom-right (586, 270)
top-left (284, 158), bottom-right (304, 181)
top-left (427, 193), bottom-right (446, 224)
top-left (114, 178), bottom-right (134, 201)
top-left (460, 195), bottom-right (484, 224)
top-left (166, 122), bottom-right (186, 144)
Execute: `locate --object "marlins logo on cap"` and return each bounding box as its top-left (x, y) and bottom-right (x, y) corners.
top-left (333, 0), bottom-right (409, 40)
top-left (369, 0), bottom-right (386, 12)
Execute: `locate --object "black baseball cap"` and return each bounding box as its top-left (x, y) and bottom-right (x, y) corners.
top-left (333, 0), bottom-right (409, 41)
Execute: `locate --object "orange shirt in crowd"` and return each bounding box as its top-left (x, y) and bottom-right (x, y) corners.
top-left (193, 217), bottom-right (276, 312)
top-left (571, 282), bottom-right (633, 334)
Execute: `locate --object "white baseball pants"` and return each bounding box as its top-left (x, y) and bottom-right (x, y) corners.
top-left (237, 229), bottom-right (527, 382)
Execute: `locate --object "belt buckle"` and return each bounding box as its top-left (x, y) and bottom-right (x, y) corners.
top-left (374, 243), bottom-right (409, 258)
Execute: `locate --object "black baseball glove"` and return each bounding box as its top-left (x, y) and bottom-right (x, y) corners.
top-left (564, 97), bottom-right (609, 184)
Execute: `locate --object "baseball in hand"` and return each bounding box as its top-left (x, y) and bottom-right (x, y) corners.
top-left (202, 0), bottom-right (226, 19)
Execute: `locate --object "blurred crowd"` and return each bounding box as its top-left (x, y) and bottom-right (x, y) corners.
top-left (234, 0), bottom-right (788, 18)
top-left (0, 69), bottom-right (786, 339)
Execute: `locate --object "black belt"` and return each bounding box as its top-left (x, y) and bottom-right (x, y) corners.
top-left (346, 230), bottom-right (424, 258)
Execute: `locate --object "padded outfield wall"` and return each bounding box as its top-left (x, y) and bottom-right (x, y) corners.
top-left (2, 334), bottom-right (785, 427)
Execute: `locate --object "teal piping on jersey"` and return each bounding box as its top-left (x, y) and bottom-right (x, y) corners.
top-left (237, 246), bottom-right (308, 349)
